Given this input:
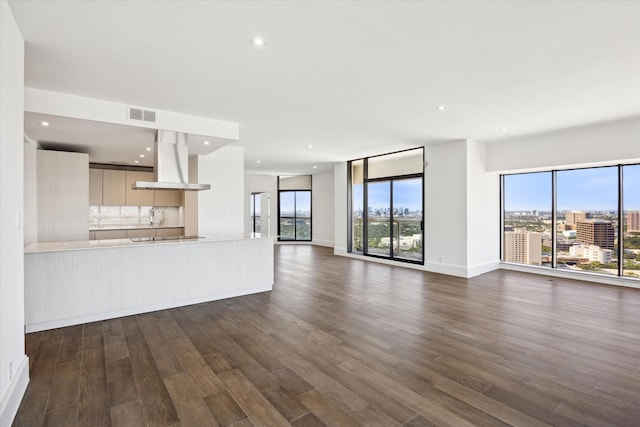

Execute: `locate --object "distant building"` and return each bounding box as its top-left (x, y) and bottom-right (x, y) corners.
top-left (504, 229), bottom-right (542, 265)
top-left (576, 220), bottom-right (615, 250)
top-left (562, 230), bottom-right (576, 238)
top-left (569, 244), bottom-right (613, 264)
top-left (565, 211), bottom-right (586, 226)
top-left (628, 211), bottom-right (640, 232)
top-left (558, 223), bottom-right (574, 231)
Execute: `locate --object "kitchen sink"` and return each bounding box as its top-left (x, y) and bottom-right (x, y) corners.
top-left (130, 235), bottom-right (203, 242)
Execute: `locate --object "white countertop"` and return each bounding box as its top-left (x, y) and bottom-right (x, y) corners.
top-left (89, 225), bottom-right (184, 231)
top-left (25, 234), bottom-right (275, 253)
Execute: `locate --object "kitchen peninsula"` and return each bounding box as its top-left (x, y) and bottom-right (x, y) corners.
top-left (24, 235), bottom-right (274, 332)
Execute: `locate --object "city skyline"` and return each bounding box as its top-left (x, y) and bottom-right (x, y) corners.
top-left (504, 165), bottom-right (640, 211)
top-left (366, 178), bottom-right (423, 212)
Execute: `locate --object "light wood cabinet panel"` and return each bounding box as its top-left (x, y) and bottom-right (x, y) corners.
top-left (154, 189), bottom-right (182, 207)
top-left (94, 230), bottom-right (127, 240)
top-left (126, 229), bottom-right (156, 238)
top-left (126, 171), bottom-right (155, 206)
top-left (89, 231), bottom-right (96, 240)
top-left (155, 228), bottom-right (184, 238)
top-left (89, 169), bottom-right (103, 205)
top-left (102, 169), bottom-right (126, 205)
top-left (37, 150), bottom-right (89, 242)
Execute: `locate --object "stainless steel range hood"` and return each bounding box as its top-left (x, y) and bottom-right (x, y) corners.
top-left (132, 130), bottom-right (210, 191)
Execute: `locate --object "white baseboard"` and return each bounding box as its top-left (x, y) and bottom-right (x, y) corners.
top-left (0, 355), bottom-right (29, 427)
top-left (333, 251), bottom-right (499, 279)
top-left (466, 260), bottom-right (500, 278)
top-left (422, 260), bottom-right (469, 277)
top-left (311, 239), bottom-right (334, 248)
top-left (500, 262), bottom-right (640, 289)
top-left (274, 240), bottom-right (334, 248)
top-left (334, 247), bottom-right (348, 256)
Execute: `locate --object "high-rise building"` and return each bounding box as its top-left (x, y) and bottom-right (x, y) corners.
top-left (576, 220), bottom-right (615, 249)
top-left (569, 244), bottom-right (613, 264)
top-left (504, 229), bottom-right (542, 265)
top-left (628, 211), bottom-right (640, 232)
top-left (565, 211), bottom-right (586, 226)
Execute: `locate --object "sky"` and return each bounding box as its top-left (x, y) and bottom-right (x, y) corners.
top-left (366, 178), bottom-right (423, 211)
top-left (504, 165), bottom-right (640, 211)
top-left (280, 191), bottom-right (311, 216)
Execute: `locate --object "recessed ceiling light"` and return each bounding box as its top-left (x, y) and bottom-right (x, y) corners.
top-left (145, 147), bottom-right (151, 151)
top-left (134, 160), bottom-right (139, 164)
top-left (313, 165), bottom-right (317, 169)
top-left (139, 154), bottom-right (145, 158)
top-left (308, 144), bottom-right (313, 149)
top-left (436, 105), bottom-right (446, 111)
top-left (257, 160), bottom-right (261, 164)
top-left (501, 128), bottom-right (508, 133)
top-left (204, 140), bottom-right (210, 145)
top-left (40, 121), bottom-right (50, 126)
top-left (252, 37), bottom-right (265, 47)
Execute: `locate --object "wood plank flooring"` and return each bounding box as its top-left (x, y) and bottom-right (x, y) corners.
top-left (13, 244), bottom-right (640, 426)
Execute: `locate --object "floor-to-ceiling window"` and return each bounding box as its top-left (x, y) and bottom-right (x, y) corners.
top-left (502, 172), bottom-right (551, 267)
top-left (349, 148), bottom-right (424, 264)
top-left (556, 167), bottom-right (618, 274)
top-left (278, 175), bottom-right (311, 241)
top-left (501, 164), bottom-right (639, 280)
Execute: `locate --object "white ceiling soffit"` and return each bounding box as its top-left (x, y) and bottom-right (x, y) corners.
top-left (25, 112), bottom-right (230, 167)
top-left (8, 0), bottom-right (640, 174)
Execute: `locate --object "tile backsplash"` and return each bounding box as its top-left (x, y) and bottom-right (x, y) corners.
top-left (90, 206), bottom-right (183, 228)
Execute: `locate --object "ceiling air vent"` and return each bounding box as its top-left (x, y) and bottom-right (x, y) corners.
top-left (128, 106), bottom-right (157, 123)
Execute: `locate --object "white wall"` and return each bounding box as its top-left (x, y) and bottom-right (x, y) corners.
top-left (486, 117), bottom-right (640, 172)
top-left (333, 162), bottom-right (348, 254)
top-left (244, 174), bottom-right (277, 237)
top-left (312, 169), bottom-right (335, 247)
top-left (23, 138), bottom-right (37, 245)
top-left (0, 1), bottom-right (29, 424)
top-left (198, 146), bottom-right (245, 235)
top-left (245, 171), bottom-right (335, 247)
top-left (465, 140), bottom-right (500, 276)
top-left (334, 141), bottom-right (499, 278)
top-left (424, 141), bottom-right (469, 275)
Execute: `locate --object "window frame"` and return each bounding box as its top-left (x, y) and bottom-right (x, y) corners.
top-left (500, 163), bottom-right (639, 280)
top-left (348, 147), bottom-right (425, 265)
top-left (277, 177), bottom-right (312, 242)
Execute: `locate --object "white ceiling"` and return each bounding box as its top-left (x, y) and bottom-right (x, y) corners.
top-left (9, 0), bottom-right (640, 175)
top-left (24, 112), bottom-right (229, 167)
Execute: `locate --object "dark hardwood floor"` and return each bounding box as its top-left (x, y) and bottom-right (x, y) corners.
top-left (13, 244), bottom-right (640, 426)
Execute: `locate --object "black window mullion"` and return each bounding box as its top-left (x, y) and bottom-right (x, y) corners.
top-left (390, 179), bottom-right (395, 259)
top-left (619, 165), bottom-right (624, 277)
top-left (500, 175), bottom-right (504, 261)
top-left (347, 162), bottom-right (353, 253)
top-left (293, 191), bottom-right (297, 240)
top-left (363, 159), bottom-right (369, 255)
top-left (552, 170), bottom-right (557, 269)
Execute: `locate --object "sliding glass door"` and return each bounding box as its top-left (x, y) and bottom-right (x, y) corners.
top-left (350, 147), bottom-right (424, 264)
